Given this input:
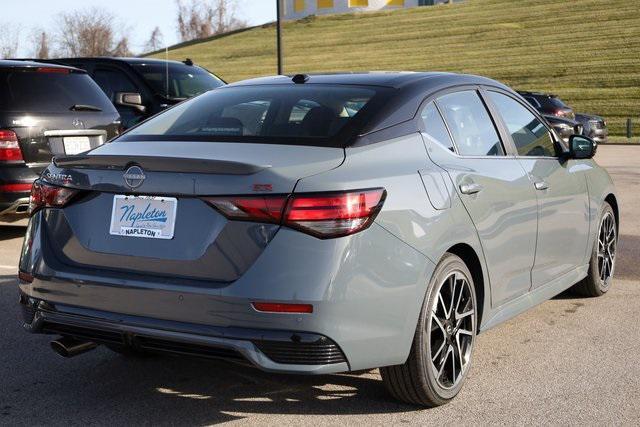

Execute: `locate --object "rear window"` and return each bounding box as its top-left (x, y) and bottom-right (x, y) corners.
top-left (538, 95), bottom-right (568, 109)
top-left (131, 62), bottom-right (225, 100)
top-left (0, 70), bottom-right (116, 113)
top-left (120, 84), bottom-right (381, 147)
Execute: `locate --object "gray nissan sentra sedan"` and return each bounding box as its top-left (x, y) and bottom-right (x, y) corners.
top-left (18, 72), bottom-right (618, 407)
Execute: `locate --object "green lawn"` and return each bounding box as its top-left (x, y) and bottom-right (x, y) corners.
top-left (149, 0), bottom-right (640, 137)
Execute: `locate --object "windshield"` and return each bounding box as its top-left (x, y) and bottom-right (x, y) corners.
top-left (119, 84), bottom-right (381, 147)
top-left (0, 70), bottom-right (116, 113)
top-left (131, 62), bottom-right (225, 100)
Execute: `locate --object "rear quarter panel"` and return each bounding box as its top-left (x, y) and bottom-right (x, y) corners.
top-left (295, 133), bottom-right (492, 361)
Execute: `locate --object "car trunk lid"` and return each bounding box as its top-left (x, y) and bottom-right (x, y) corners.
top-left (42, 141), bottom-right (345, 283)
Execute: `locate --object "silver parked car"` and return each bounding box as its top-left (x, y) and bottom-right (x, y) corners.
top-left (18, 72), bottom-right (618, 407)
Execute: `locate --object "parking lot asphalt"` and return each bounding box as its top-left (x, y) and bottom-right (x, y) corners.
top-left (1, 145), bottom-right (639, 426)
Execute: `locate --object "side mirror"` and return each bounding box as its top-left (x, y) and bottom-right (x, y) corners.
top-left (114, 92), bottom-right (146, 113)
top-left (568, 135), bottom-right (596, 159)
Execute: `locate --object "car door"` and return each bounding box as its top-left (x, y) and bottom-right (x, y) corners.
top-left (92, 67), bottom-right (146, 129)
top-left (485, 90), bottom-right (590, 289)
top-left (423, 89), bottom-right (538, 307)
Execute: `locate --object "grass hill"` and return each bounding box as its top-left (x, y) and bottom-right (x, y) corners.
top-left (149, 0), bottom-right (640, 138)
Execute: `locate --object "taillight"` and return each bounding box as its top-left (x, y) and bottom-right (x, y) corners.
top-left (204, 196), bottom-right (287, 224)
top-left (0, 130), bottom-right (23, 162)
top-left (204, 188), bottom-right (386, 239)
top-left (284, 189), bottom-right (386, 238)
top-left (29, 180), bottom-right (80, 216)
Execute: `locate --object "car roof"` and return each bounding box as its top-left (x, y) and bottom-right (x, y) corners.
top-left (517, 90), bottom-right (558, 98)
top-left (51, 57), bottom-right (194, 67)
top-left (224, 72), bottom-right (515, 138)
top-left (0, 59), bottom-right (82, 71)
top-left (228, 71), bottom-right (507, 90)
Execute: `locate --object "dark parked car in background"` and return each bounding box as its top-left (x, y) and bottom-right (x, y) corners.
top-left (518, 91), bottom-right (575, 120)
top-left (576, 113), bottom-right (608, 144)
top-left (519, 90), bottom-right (608, 143)
top-left (543, 114), bottom-right (583, 143)
top-left (38, 57), bottom-right (226, 129)
top-left (0, 60), bottom-right (119, 224)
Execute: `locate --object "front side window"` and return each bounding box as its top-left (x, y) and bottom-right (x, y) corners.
top-left (436, 91), bottom-right (504, 156)
top-left (488, 91), bottom-right (557, 157)
top-left (121, 84), bottom-right (379, 147)
top-left (420, 102), bottom-right (454, 152)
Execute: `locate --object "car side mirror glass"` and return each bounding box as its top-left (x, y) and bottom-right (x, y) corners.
top-left (115, 92), bottom-right (146, 113)
top-left (568, 135), bottom-right (596, 159)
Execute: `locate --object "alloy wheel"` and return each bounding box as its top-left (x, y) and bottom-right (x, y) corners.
top-left (597, 211), bottom-right (617, 287)
top-left (428, 271), bottom-right (475, 390)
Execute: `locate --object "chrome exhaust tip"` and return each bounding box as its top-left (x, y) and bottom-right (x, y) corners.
top-left (50, 336), bottom-right (97, 358)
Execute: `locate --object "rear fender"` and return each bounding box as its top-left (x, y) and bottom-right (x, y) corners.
top-left (296, 133), bottom-right (492, 348)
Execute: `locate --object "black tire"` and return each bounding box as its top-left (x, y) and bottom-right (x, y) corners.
top-left (572, 202), bottom-right (617, 297)
top-left (380, 253), bottom-right (477, 407)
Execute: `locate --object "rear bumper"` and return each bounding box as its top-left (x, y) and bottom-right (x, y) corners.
top-left (0, 162), bottom-right (40, 222)
top-left (19, 212), bottom-right (436, 372)
top-left (20, 294), bottom-right (349, 374)
top-left (0, 197), bottom-right (30, 222)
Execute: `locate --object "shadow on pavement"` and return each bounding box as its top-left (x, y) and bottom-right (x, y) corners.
top-left (0, 225), bottom-right (26, 242)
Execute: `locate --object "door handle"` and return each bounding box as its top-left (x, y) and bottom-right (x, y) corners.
top-left (460, 183), bottom-right (483, 195)
top-left (534, 181), bottom-right (549, 191)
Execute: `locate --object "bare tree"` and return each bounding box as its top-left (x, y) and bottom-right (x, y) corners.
top-left (176, 0), bottom-right (246, 42)
top-left (111, 37), bottom-right (132, 57)
top-left (0, 23), bottom-right (20, 59)
top-left (144, 27), bottom-right (164, 52)
top-left (55, 7), bottom-right (132, 57)
top-left (31, 30), bottom-right (50, 59)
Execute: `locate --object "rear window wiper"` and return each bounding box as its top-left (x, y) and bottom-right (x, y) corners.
top-left (69, 104), bottom-right (102, 112)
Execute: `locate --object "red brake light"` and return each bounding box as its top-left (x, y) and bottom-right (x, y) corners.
top-left (0, 130), bottom-right (23, 162)
top-left (29, 180), bottom-right (80, 216)
top-left (0, 183), bottom-right (32, 192)
top-left (204, 188), bottom-right (386, 239)
top-left (252, 302), bottom-right (313, 314)
top-left (36, 67), bottom-right (70, 74)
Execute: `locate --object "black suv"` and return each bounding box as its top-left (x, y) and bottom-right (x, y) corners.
top-left (42, 58), bottom-right (226, 129)
top-left (0, 60), bottom-right (119, 224)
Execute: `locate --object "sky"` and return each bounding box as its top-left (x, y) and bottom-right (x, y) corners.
top-left (3, 0), bottom-right (277, 56)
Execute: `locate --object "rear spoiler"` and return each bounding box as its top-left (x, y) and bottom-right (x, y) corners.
top-left (53, 155), bottom-right (269, 175)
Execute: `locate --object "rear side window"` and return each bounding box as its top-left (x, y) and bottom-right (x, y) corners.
top-left (420, 102), bottom-right (454, 152)
top-left (538, 95), bottom-right (568, 109)
top-left (0, 70), bottom-right (116, 113)
top-left (488, 92), bottom-right (557, 157)
top-left (436, 91), bottom-right (504, 156)
top-left (122, 84), bottom-right (380, 146)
